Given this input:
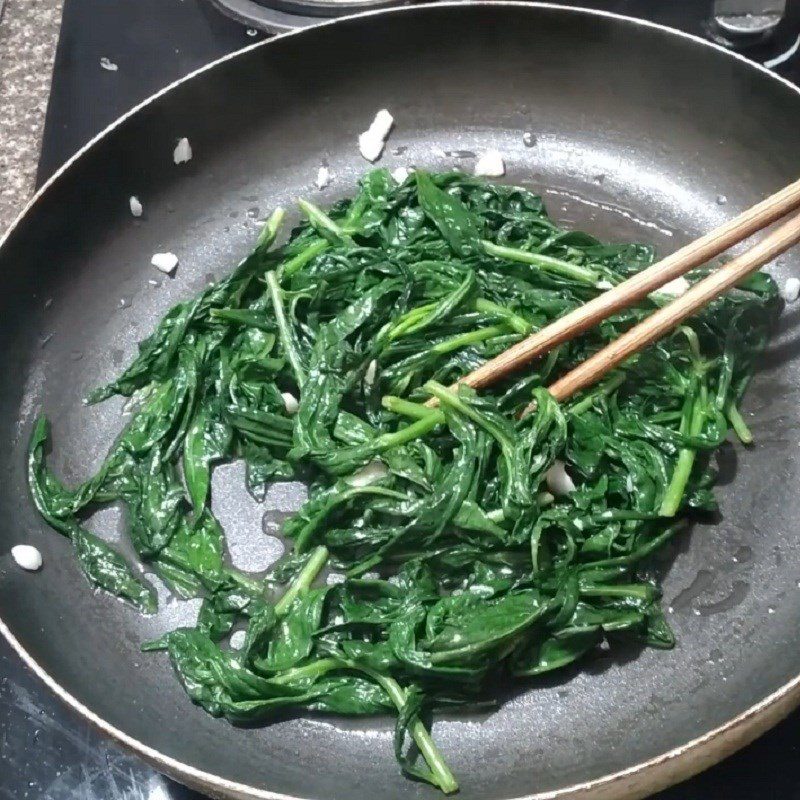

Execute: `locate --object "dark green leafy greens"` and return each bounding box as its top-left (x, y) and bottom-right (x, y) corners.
top-left (28, 170), bottom-right (778, 793)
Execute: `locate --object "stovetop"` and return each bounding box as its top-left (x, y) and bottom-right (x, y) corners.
top-left (4, 1), bottom-right (800, 798)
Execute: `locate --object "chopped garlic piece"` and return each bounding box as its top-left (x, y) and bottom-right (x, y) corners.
top-left (151, 252), bottom-right (179, 275)
top-left (346, 460), bottom-right (389, 487)
top-left (364, 359), bottom-right (377, 386)
top-left (229, 630), bottom-right (246, 650)
top-left (474, 150), bottom-right (505, 177)
top-left (129, 196), bottom-right (143, 217)
top-left (281, 392), bottom-right (299, 414)
top-left (315, 166), bottom-right (331, 190)
top-left (11, 544), bottom-right (42, 571)
top-left (545, 460), bottom-right (576, 496)
top-left (782, 277), bottom-right (800, 303)
top-left (358, 109), bottom-right (394, 162)
top-left (656, 276), bottom-right (690, 297)
top-left (392, 166), bottom-right (411, 184)
top-left (596, 279), bottom-right (614, 290)
top-left (173, 137), bottom-right (192, 164)
top-left (100, 57), bottom-right (118, 71)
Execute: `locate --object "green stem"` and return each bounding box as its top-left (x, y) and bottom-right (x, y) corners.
top-left (578, 582), bottom-right (655, 601)
top-left (387, 303), bottom-right (437, 340)
top-left (660, 381), bottom-right (706, 517)
top-left (298, 198), bottom-right (350, 243)
top-left (579, 522), bottom-right (684, 570)
top-left (357, 666), bottom-right (459, 794)
top-left (569, 372), bottom-right (626, 415)
top-left (265, 270), bottom-right (306, 385)
top-left (282, 238), bottom-right (329, 277)
top-left (209, 308), bottom-right (273, 332)
top-left (726, 400), bottom-right (753, 445)
top-left (382, 396), bottom-right (443, 421)
top-left (256, 207), bottom-right (285, 249)
top-left (343, 192), bottom-right (370, 227)
top-left (432, 325), bottom-right (509, 355)
top-left (270, 657), bottom-right (340, 685)
top-left (482, 240), bottom-right (599, 283)
top-left (371, 413), bottom-right (444, 452)
top-left (294, 486), bottom-right (406, 553)
top-left (275, 545), bottom-right (328, 615)
top-left (474, 298), bottom-right (531, 335)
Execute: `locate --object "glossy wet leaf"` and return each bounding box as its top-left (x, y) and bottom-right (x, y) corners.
top-left (27, 171), bottom-right (778, 793)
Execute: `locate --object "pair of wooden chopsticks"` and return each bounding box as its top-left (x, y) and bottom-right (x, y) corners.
top-left (426, 178), bottom-right (800, 412)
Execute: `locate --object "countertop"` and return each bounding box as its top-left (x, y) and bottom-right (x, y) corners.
top-left (0, 0), bottom-right (64, 231)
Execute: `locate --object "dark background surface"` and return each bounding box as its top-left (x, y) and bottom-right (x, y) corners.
top-left (2, 0), bottom-right (800, 798)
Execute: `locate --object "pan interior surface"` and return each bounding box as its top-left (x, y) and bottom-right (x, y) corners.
top-left (2, 6), bottom-right (800, 799)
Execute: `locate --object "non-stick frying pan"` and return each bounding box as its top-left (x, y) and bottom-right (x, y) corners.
top-left (2, 4), bottom-right (800, 799)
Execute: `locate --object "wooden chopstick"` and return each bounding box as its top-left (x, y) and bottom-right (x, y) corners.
top-left (424, 177), bottom-right (800, 408)
top-left (541, 209), bottom-right (800, 406)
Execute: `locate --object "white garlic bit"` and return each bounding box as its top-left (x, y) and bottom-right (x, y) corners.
top-left (129, 196), bottom-right (143, 217)
top-left (11, 544), bottom-right (43, 571)
top-left (281, 392), bottom-right (299, 414)
top-left (315, 166), bottom-right (332, 190)
top-left (655, 276), bottom-right (690, 298)
top-left (346, 460), bottom-right (389, 487)
top-left (151, 252), bottom-right (179, 275)
top-left (545, 460), bottom-right (576, 496)
top-left (781, 277), bottom-right (800, 303)
top-left (474, 150), bottom-right (505, 177)
top-left (173, 137), bottom-right (193, 164)
top-left (392, 166), bottom-right (411, 184)
top-left (358, 109), bottom-right (394, 162)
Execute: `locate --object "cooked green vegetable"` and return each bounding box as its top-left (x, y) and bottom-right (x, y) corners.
top-left (28, 170), bottom-right (778, 792)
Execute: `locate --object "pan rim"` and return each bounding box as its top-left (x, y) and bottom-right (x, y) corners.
top-left (2, 3), bottom-right (800, 798)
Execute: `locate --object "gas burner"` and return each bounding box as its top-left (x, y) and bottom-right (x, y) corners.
top-left (211, 0), bottom-right (414, 33)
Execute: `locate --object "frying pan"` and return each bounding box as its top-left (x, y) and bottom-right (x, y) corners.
top-left (2, 4), bottom-right (800, 799)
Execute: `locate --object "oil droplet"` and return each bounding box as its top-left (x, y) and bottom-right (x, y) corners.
top-left (44, 298), bottom-right (53, 309)
top-left (716, 194), bottom-right (728, 205)
top-left (732, 545), bottom-right (753, 564)
top-left (768, 606), bottom-right (776, 614)
top-left (70, 350), bottom-right (83, 361)
top-left (246, 28), bottom-right (258, 36)
top-left (247, 206), bottom-right (260, 218)
top-left (522, 132), bottom-right (536, 147)
top-left (669, 569), bottom-right (715, 612)
top-left (39, 333), bottom-right (53, 348)
top-left (119, 296), bottom-right (132, 309)
top-left (696, 580), bottom-right (750, 616)
top-left (148, 278), bottom-right (161, 287)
